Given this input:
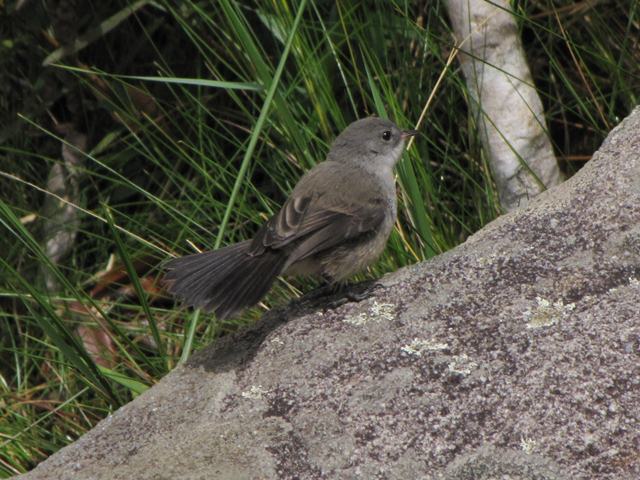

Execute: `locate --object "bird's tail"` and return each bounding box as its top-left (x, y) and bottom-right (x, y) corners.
top-left (163, 240), bottom-right (286, 319)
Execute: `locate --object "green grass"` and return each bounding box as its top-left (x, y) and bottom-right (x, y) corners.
top-left (1, 0), bottom-right (639, 475)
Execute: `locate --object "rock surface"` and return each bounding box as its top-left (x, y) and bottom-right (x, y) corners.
top-left (19, 108), bottom-right (640, 480)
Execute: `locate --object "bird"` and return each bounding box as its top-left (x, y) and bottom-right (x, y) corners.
top-left (164, 117), bottom-right (417, 319)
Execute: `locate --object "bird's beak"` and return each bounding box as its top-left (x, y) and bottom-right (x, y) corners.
top-left (401, 129), bottom-right (419, 139)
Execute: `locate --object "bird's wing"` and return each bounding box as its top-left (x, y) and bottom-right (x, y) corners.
top-left (284, 203), bottom-right (385, 265)
top-left (249, 164), bottom-right (386, 260)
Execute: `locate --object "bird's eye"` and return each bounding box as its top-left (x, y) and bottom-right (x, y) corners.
top-left (382, 130), bottom-right (392, 141)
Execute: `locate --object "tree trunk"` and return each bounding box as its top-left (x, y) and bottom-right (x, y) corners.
top-left (445, 0), bottom-right (562, 211)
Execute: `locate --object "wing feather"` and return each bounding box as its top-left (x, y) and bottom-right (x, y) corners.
top-left (248, 162), bottom-right (387, 261)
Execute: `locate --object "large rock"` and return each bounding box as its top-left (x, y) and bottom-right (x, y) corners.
top-left (19, 108), bottom-right (640, 480)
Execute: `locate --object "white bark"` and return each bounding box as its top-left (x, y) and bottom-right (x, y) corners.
top-left (41, 125), bottom-right (87, 291)
top-left (445, 0), bottom-right (562, 211)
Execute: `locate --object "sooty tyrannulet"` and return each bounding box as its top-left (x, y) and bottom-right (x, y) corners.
top-left (164, 117), bottom-right (418, 319)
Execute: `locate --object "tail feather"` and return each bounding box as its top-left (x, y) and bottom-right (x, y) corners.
top-left (171, 244), bottom-right (248, 306)
top-left (164, 240), bottom-right (285, 319)
top-left (207, 248), bottom-right (285, 319)
top-left (166, 242), bottom-right (246, 288)
top-left (165, 242), bottom-right (248, 296)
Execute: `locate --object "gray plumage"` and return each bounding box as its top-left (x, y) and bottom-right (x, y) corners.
top-left (164, 117), bottom-right (417, 319)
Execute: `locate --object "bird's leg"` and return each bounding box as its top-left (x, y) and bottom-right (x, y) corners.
top-left (320, 278), bottom-right (384, 310)
top-left (300, 274), bottom-right (337, 302)
top-left (343, 280), bottom-right (384, 302)
top-left (301, 275), bottom-right (385, 312)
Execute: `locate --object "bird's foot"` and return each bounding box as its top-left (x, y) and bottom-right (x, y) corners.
top-left (343, 281), bottom-right (384, 302)
top-left (304, 279), bottom-right (383, 311)
top-left (300, 282), bottom-right (337, 303)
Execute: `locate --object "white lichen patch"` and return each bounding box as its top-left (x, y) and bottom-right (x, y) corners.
top-left (477, 253), bottom-right (498, 266)
top-left (401, 338), bottom-right (449, 357)
top-left (269, 335), bottom-right (284, 346)
top-left (370, 301), bottom-right (395, 319)
top-left (524, 296), bottom-right (575, 329)
top-left (520, 436), bottom-right (537, 454)
top-left (241, 385), bottom-right (268, 399)
top-left (343, 301), bottom-right (395, 326)
top-left (611, 277), bottom-right (640, 295)
top-left (447, 354), bottom-right (478, 376)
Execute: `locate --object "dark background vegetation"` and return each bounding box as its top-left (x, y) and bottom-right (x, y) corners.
top-left (1, 0), bottom-right (638, 475)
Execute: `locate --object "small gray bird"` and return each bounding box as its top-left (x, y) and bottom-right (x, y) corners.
top-left (164, 117), bottom-right (417, 319)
